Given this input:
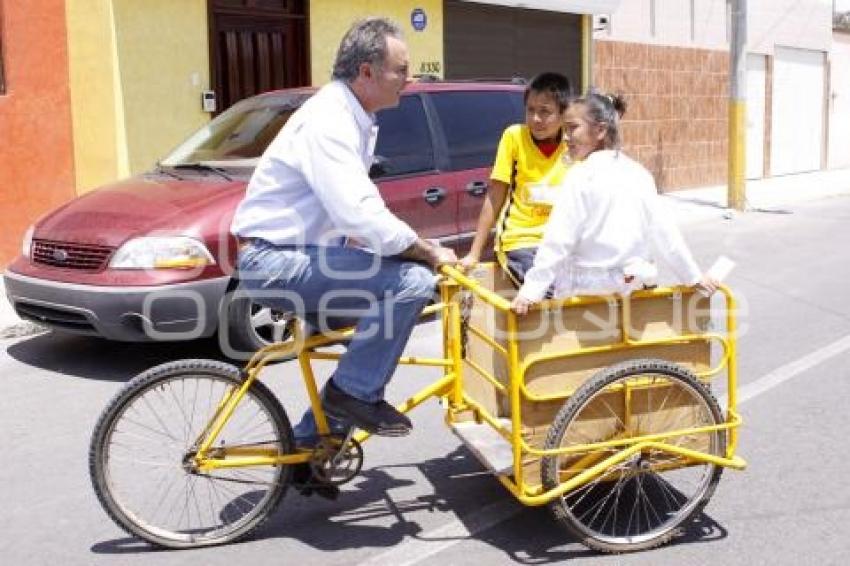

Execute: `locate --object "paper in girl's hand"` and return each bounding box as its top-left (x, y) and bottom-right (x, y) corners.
top-left (707, 255), bottom-right (735, 283)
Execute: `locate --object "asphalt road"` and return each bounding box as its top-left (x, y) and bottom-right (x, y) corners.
top-left (2, 194), bottom-right (850, 565)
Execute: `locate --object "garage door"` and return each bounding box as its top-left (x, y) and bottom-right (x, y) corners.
top-left (444, 0), bottom-right (582, 87)
top-left (770, 46), bottom-right (826, 176)
top-left (828, 36), bottom-right (850, 170)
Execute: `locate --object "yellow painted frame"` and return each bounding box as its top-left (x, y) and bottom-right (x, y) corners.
top-left (190, 264), bottom-right (745, 507)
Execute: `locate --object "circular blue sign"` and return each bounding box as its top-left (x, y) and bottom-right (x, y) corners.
top-left (411, 8), bottom-right (427, 32)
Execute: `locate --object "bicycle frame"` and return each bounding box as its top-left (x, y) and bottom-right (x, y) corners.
top-left (190, 265), bottom-right (746, 506)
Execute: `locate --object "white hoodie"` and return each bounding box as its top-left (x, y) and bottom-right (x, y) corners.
top-left (519, 150), bottom-right (702, 301)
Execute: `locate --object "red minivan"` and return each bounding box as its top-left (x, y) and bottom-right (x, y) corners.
top-left (4, 81), bottom-right (525, 353)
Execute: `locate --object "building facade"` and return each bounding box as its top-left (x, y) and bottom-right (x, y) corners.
top-left (0, 0), bottom-right (596, 267)
top-left (0, 0), bottom-right (77, 266)
top-left (829, 22), bottom-right (850, 169)
top-left (594, 0), bottom-right (836, 189)
top-left (0, 0), bottom-right (844, 267)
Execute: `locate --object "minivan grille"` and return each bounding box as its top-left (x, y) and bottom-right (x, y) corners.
top-left (32, 240), bottom-right (114, 271)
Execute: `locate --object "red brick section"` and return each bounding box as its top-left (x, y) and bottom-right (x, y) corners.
top-left (593, 40), bottom-right (729, 192)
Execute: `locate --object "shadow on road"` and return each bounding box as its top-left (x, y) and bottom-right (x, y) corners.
top-left (88, 445), bottom-right (728, 562)
top-left (5, 330), bottom-right (228, 382)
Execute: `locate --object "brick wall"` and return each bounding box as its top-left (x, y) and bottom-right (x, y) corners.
top-left (593, 40), bottom-right (729, 192)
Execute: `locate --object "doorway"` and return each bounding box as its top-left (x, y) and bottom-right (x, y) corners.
top-left (209, 0), bottom-right (309, 112)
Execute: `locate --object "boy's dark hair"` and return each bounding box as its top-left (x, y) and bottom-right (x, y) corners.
top-left (523, 72), bottom-right (572, 111)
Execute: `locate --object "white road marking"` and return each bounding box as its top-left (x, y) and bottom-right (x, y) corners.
top-left (358, 333), bottom-right (850, 565)
top-left (726, 333), bottom-right (850, 406)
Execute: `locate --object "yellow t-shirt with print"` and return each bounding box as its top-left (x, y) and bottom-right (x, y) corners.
top-left (491, 124), bottom-right (570, 253)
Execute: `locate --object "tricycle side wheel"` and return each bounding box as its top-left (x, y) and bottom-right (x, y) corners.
top-left (541, 359), bottom-right (725, 553)
top-left (89, 359), bottom-right (294, 549)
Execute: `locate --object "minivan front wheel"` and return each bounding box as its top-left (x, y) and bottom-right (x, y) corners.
top-left (222, 295), bottom-right (293, 358)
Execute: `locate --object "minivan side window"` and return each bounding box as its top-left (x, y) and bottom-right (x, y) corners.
top-left (373, 95), bottom-right (434, 177)
top-left (431, 91), bottom-right (525, 171)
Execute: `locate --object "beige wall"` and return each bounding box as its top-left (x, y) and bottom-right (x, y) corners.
top-left (602, 0), bottom-right (726, 50)
top-left (66, 0), bottom-right (126, 192)
top-left (749, 0), bottom-right (832, 54)
top-left (601, 0), bottom-right (831, 54)
top-left (112, 0), bottom-right (211, 175)
top-left (829, 32), bottom-right (850, 169)
top-left (309, 0), bottom-right (444, 84)
top-left (66, 0), bottom-right (210, 193)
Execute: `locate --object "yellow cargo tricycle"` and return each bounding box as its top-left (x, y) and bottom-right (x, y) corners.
top-left (89, 263), bottom-right (745, 553)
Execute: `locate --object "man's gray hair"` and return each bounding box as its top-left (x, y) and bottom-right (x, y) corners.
top-left (332, 17), bottom-right (403, 82)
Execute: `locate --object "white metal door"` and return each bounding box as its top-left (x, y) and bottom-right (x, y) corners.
top-left (770, 46), bottom-right (826, 176)
top-left (746, 54), bottom-right (766, 179)
top-left (829, 36), bottom-right (850, 170)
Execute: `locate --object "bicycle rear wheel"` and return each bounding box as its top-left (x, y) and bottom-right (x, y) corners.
top-left (89, 359), bottom-right (294, 549)
top-left (541, 359), bottom-right (725, 553)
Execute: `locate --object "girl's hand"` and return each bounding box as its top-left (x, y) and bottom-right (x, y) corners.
top-left (696, 275), bottom-right (720, 296)
top-left (511, 295), bottom-right (534, 315)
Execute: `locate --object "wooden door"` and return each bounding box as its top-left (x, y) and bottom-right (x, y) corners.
top-left (209, 0), bottom-right (308, 112)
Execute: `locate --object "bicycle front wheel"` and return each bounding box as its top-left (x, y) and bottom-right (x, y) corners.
top-left (89, 359), bottom-right (294, 549)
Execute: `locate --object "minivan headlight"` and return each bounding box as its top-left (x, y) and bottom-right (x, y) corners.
top-left (109, 236), bottom-right (216, 269)
top-left (22, 225), bottom-right (35, 258)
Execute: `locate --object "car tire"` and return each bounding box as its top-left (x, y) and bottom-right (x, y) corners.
top-left (221, 294), bottom-right (293, 360)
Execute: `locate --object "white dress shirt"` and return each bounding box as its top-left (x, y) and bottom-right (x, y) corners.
top-left (519, 150), bottom-right (703, 301)
top-left (231, 80), bottom-right (417, 255)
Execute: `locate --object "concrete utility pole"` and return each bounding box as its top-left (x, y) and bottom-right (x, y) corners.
top-left (728, 0), bottom-right (747, 211)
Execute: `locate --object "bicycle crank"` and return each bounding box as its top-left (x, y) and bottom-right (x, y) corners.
top-left (309, 428), bottom-right (364, 486)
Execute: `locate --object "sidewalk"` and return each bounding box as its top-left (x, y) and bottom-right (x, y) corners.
top-left (662, 166), bottom-right (850, 224)
top-left (2, 167), bottom-right (850, 334)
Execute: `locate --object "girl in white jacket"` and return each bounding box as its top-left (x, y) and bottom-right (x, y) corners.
top-left (511, 91), bottom-right (718, 314)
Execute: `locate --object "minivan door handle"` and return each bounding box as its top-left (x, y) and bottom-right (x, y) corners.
top-left (465, 180), bottom-right (488, 197)
top-left (423, 186), bottom-right (447, 205)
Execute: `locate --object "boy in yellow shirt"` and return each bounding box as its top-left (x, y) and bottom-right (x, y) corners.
top-left (459, 72), bottom-right (572, 286)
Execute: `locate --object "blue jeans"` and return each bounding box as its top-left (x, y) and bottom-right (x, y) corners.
top-left (504, 247), bottom-right (537, 285)
top-left (236, 240), bottom-right (436, 442)
top-left (503, 247), bottom-right (553, 299)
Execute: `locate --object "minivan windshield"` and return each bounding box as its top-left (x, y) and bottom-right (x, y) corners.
top-left (160, 92), bottom-right (311, 168)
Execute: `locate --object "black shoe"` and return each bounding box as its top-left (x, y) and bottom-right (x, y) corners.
top-left (323, 380), bottom-right (412, 436)
top-left (290, 463), bottom-right (340, 500)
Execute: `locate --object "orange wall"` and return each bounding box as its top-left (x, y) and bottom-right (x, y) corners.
top-left (0, 0), bottom-right (76, 267)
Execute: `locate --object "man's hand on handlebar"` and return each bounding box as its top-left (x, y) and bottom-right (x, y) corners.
top-left (429, 246), bottom-right (458, 270)
top-left (457, 253), bottom-right (480, 273)
top-left (401, 238), bottom-right (458, 270)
